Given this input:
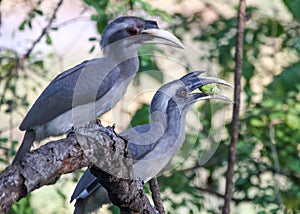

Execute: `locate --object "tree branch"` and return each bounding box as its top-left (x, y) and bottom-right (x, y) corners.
top-left (77, 124), bottom-right (156, 214)
top-left (0, 124), bottom-right (156, 213)
top-left (23, 0), bottom-right (64, 59)
top-left (90, 166), bottom-right (156, 214)
top-left (0, 136), bottom-right (87, 213)
top-left (149, 177), bottom-right (165, 214)
top-left (197, 185), bottom-right (253, 204)
top-left (222, 0), bottom-right (246, 213)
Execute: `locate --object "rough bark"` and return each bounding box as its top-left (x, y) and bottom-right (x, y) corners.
top-left (0, 137), bottom-right (86, 213)
top-left (149, 177), bottom-right (165, 214)
top-left (222, 0), bottom-right (246, 213)
top-left (0, 124), bottom-right (157, 213)
top-left (90, 166), bottom-right (156, 214)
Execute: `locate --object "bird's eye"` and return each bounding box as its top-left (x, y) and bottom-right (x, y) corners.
top-left (176, 88), bottom-right (187, 98)
top-left (126, 26), bottom-right (139, 36)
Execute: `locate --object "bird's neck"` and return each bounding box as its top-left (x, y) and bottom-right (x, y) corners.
top-left (102, 44), bottom-right (139, 63)
top-left (118, 57), bottom-right (140, 77)
top-left (150, 101), bottom-right (188, 153)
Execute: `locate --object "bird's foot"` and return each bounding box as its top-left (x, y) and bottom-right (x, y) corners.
top-left (152, 206), bottom-right (160, 214)
top-left (137, 177), bottom-right (145, 187)
top-left (67, 127), bottom-right (76, 138)
top-left (96, 124), bottom-right (117, 141)
top-left (89, 119), bottom-right (102, 125)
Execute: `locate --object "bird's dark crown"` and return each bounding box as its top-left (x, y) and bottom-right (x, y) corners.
top-left (100, 16), bottom-right (158, 48)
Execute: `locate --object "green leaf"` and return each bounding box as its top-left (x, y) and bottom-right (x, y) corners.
top-left (19, 20), bottom-right (27, 30)
top-left (199, 83), bottom-right (221, 94)
top-left (46, 34), bottom-right (52, 45)
top-left (32, 60), bottom-right (44, 69)
top-left (89, 45), bottom-right (95, 53)
top-left (108, 205), bottom-right (120, 214)
top-left (33, 9), bottom-right (43, 16)
top-left (261, 18), bottom-right (284, 37)
top-left (267, 61), bottom-right (300, 97)
top-left (295, 37), bottom-right (300, 54)
top-left (128, 103), bottom-right (150, 128)
top-left (0, 138), bottom-right (8, 143)
top-left (97, 16), bottom-right (108, 34)
top-left (91, 14), bottom-right (99, 21)
top-left (88, 37), bottom-right (97, 41)
top-left (282, 0), bottom-right (300, 21)
top-left (286, 112), bottom-right (300, 128)
top-left (250, 118), bottom-right (264, 127)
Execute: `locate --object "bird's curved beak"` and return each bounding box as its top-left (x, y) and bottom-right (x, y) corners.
top-left (141, 28), bottom-right (184, 49)
top-left (181, 71), bottom-right (233, 103)
top-left (191, 92), bottom-right (233, 103)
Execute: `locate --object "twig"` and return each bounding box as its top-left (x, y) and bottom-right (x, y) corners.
top-left (23, 0), bottom-right (64, 59)
top-left (259, 163), bottom-right (300, 185)
top-left (149, 177), bottom-right (165, 214)
top-left (269, 120), bottom-right (285, 213)
top-left (9, 64), bottom-right (18, 158)
top-left (222, 0), bottom-right (246, 214)
top-left (203, 2), bottom-right (224, 18)
top-left (197, 185), bottom-right (251, 204)
top-left (180, 161), bottom-right (300, 185)
top-left (197, 185), bottom-right (278, 205)
top-left (179, 163), bottom-right (201, 173)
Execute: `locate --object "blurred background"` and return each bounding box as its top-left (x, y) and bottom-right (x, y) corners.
top-left (0, 0), bottom-right (299, 213)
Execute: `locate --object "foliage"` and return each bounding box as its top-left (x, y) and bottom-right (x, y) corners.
top-left (128, 103), bottom-right (150, 128)
top-left (239, 68), bottom-right (300, 212)
top-left (157, 1), bottom-right (300, 213)
top-left (8, 196), bottom-right (34, 214)
top-left (1, 0), bottom-right (300, 213)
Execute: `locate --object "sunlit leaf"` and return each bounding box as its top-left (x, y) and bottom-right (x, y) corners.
top-left (46, 34), bottom-right (52, 45)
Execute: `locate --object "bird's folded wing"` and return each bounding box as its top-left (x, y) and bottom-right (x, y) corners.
top-left (20, 58), bottom-right (120, 130)
top-left (120, 122), bottom-right (164, 161)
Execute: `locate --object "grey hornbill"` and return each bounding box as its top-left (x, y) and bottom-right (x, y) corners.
top-left (71, 71), bottom-right (233, 213)
top-left (12, 16), bottom-right (184, 163)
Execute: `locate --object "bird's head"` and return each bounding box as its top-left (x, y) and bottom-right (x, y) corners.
top-left (100, 16), bottom-right (184, 56)
top-left (150, 71), bottom-right (233, 121)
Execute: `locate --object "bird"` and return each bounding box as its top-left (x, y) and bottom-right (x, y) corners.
top-left (70, 71), bottom-right (233, 213)
top-left (12, 16), bottom-right (184, 164)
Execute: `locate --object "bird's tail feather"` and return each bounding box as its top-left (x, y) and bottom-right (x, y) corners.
top-left (74, 199), bottom-right (85, 214)
top-left (12, 130), bottom-right (35, 164)
top-left (73, 185), bottom-right (110, 213)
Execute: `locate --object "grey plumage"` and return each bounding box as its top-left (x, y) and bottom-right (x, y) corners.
top-left (13, 16), bottom-right (183, 164)
top-left (71, 71), bottom-right (233, 213)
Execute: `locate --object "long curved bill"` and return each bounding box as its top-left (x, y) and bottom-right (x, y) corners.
top-left (192, 93), bottom-right (233, 103)
top-left (181, 71), bottom-right (233, 90)
top-left (181, 71), bottom-right (233, 103)
top-left (141, 28), bottom-right (184, 49)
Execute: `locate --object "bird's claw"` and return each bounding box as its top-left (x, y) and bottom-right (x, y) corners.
top-left (95, 119), bottom-right (102, 125)
top-left (137, 177), bottom-right (145, 187)
top-left (152, 206), bottom-right (160, 214)
top-left (67, 127), bottom-right (76, 138)
top-left (96, 125), bottom-right (117, 141)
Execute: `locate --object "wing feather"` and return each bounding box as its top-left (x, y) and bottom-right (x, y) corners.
top-left (20, 58), bottom-right (120, 130)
